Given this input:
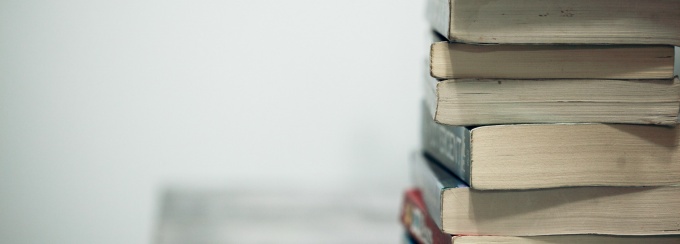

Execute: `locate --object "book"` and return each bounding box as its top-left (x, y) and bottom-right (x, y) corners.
top-left (412, 152), bottom-right (680, 236)
top-left (421, 104), bottom-right (680, 190)
top-left (429, 42), bottom-right (675, 80)
top-left (401, 188), bottom-right (452, 244)
top-left (424, 70), bottom-right (680, 125)
top-left (426, 0), bottom-right (680, 45)
top-left (400, 188), bottom-right (680, 244)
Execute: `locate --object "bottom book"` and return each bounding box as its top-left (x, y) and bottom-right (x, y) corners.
top-left (400, 184), bottom-right (680, 244)
top-left (400, 188), bottom-right (680, 243)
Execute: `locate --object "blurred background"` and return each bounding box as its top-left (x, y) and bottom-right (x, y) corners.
top-left (0, 0), bottom-right (427, 243)
top-left (2, 1), bottom-right (679, 244)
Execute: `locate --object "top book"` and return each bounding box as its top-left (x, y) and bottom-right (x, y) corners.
top-left (427, 0), bottom-right (680, 45)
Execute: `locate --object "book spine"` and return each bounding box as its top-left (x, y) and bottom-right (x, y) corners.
top-left (421, 102), bottom-right (472, 185)
top-left (401, 189), bottom-right (453, 244)
top-left (410, 152), bottom-right (446, 231)
top-left (426, 0), bottom-right (450, 41)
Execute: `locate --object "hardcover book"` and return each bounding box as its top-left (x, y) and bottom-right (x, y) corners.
top-left (421, 103), bottom-right (680, 190)
top-left (411, 152), bottom-right (680, 236)
top-left (426, 0), bottom-right (680, 45)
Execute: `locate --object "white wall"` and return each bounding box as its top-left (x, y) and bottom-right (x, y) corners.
top-left (0, 1), bottom-right (426, 243)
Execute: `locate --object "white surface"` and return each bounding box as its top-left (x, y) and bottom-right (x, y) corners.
top-left (155, 187), bottom-right (400, 244)
top-left (0, 1), bottom-right (426, 243)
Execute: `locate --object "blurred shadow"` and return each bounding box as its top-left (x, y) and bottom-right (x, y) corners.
top-left (468, 186), bottom-right (659, 220)
top-left (153, 186), bottom-right (400, 244)
top-left (608, 124), bottom-right (678, 148)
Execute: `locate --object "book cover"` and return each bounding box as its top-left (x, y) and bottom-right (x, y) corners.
top-left (401, 189), bottom-right (453, 244)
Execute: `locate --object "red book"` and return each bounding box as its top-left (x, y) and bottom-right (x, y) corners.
top-left (400, 188), bottom-right (452, 244)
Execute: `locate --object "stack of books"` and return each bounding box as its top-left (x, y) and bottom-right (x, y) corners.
top-left (401, 0), bottom-right (680, 243)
